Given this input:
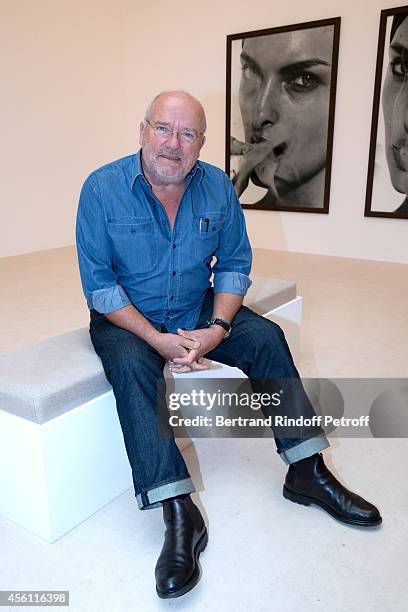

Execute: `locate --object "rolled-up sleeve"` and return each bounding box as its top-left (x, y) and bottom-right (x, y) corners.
top-left (212, 177), bottom-right (252, 295)
top-left (75, 175), bottom-right (131, 313)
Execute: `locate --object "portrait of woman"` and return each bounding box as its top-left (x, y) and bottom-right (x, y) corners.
top-left (366, 6), bottom-right (408, 219)
top-left (226, 18), bottom-right (340, 213)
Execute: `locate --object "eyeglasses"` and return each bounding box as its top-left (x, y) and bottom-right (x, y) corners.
top-left (145, 120), bottom-right (202, 144)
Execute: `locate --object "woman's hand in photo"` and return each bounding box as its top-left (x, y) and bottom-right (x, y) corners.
top-left (231, 137), bottom-right (275, 198)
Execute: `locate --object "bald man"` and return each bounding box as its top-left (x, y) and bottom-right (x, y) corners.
top-left (76, 90), bottom-right (381, 599)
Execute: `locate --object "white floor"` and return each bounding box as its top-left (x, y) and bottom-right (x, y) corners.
top-left (1, 247), bottom-right (407, 611)
top-left (1, 437), bottom-right (406, 612)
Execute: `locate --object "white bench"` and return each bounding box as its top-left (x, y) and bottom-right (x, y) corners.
top-left (0, 278), bottom-right (301, 542)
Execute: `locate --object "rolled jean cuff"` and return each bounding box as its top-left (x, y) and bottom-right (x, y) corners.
top-left (278, 433), bottom-right (330, 465)
top-left (136, 477), bottom-right (196, 510)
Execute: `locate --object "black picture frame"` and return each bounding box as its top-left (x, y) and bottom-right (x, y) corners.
top-left (365, 6), bottom-right (408, 219)
top-left (226, 17), bottom-right (341, 213)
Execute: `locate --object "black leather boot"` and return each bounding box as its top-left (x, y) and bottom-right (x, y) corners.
top-left (283, 453), bottom-right (382, 526)
top-left (155, 495), bottom-right (208, 599)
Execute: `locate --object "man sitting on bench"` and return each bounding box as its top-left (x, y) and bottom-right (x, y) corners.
top-left (76, 90), bottom-right (381, 600)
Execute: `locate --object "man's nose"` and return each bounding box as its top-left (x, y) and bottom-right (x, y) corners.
top-left (165, 130), bottom-right (181, 148)
top-left (253, 78), bottom-right (280, 132)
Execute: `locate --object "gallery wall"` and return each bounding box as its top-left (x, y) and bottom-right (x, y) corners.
top-left (2, 0), bottom-right (407, 263)
top-left (1, 0), bottom-right (128, 258)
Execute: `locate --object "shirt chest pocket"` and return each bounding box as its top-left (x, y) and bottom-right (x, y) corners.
top-left (108, 218), bottom-right (157, 274)
top-left (192, 213), bottom-right (226, 259)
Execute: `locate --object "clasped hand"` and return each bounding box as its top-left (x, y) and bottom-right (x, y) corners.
top-left (156, 327), bottom-right (225, 373)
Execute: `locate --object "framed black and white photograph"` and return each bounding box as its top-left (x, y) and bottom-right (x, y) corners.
top-left (226, 17), bottom-right (341, 213)
top-left (365, 5), bottom-right (408, 219)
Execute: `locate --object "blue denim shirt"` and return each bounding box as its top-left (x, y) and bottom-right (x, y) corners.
top-left (76, 150), bottom-right (252, 332)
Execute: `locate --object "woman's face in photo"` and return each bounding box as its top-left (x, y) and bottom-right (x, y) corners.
top-left (382, 16), bottom-right (408, 195)
top-left (238, 26), bottom-right (333, 194)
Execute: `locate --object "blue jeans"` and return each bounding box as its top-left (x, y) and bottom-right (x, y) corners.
top-left (89, 287), bottom-right (329, 510)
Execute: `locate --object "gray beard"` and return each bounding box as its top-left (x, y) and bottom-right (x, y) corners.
top-left (142, 151), bottom-right (187, 185)
top-left (148, 165), bottom-right (185, 185)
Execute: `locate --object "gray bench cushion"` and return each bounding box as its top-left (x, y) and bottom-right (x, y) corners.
top-left (0, 329), bottom-right (110, 425)
top-left (0, 278), bottom-right (296, 425)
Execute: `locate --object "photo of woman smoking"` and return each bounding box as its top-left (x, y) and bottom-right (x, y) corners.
top-left (366, 6), bottom-right (408, 219)
top-left (226, 18), bottom-right (340, 213)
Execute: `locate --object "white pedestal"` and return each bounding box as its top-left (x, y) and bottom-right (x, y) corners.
top-left (0, 363), bottom-right (245, 543)
top-left (0, 297), bottom-right (302, 542)
top-left (264, 296), bottom-right (303, 363)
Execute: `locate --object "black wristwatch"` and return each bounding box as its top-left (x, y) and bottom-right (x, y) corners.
top-left (208, 316), bottom-right (232, 338)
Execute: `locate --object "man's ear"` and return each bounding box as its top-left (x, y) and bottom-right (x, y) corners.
top-left (198, 134), bottom-right (206, 155)
top-left (139, 121), bottom-right (145, 146)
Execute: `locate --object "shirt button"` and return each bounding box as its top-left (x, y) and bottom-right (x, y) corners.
top-left (172, 271), bottom-right (176, 276)
top-left (170, 296), bottom-right (174, 300)
top-left (173, 244), bottom-right (176, 249)
top-left (166, 311), bottom-right (170, 315)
